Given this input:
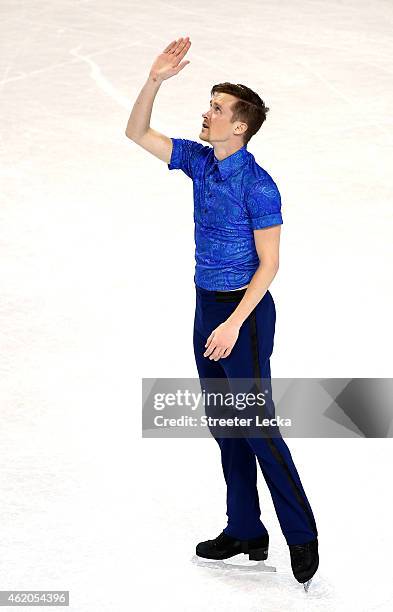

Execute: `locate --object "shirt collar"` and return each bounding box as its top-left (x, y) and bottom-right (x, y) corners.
top-left (212, 145), bottom-right (250, 180)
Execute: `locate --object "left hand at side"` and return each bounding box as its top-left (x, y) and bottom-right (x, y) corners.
top-left (204, 321), bottom-right (240, 361)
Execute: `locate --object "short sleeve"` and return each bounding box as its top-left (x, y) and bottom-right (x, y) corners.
top-left (167, 138), bottom-right (207, 179)
top-left (246, 178), bottom-right (283, 230)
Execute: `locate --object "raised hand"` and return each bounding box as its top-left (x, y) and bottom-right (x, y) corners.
top-left (149, 36), bottom-right (191, 82)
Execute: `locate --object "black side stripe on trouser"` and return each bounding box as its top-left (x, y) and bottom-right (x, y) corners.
top-left (249, 310), bottom-right (318, 536)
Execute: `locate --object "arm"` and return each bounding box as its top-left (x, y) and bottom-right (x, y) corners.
top-left (125, 36), bottom-right (192, 164)
top-left (225, 227), bottom-right (281, 329)
top-left (204, 227), bottom-right (281, 361)
top-left (204, 177), bottom-right (283, 361)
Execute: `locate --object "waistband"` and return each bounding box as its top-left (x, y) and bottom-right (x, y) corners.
top-left (195, 283), bottom-right (248, 302)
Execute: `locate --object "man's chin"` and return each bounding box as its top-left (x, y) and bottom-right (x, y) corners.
top-left (199, 131), bottom-right (210, 142)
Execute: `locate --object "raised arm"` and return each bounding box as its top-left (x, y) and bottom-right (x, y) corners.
top-left (125, 36), bottom-right (192, 163)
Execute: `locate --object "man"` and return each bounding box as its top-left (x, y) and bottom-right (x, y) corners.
top-left (126, 36), bottom-right (319, 590)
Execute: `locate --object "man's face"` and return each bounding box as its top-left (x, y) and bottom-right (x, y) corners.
top-left (200, 92), bottom-right (246, 145)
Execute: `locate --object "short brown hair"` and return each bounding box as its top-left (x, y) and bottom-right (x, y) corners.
top-left (210, 82), bottom-right (270, 145)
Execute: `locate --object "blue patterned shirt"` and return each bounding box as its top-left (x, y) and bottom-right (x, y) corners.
top-left (168, 138), bottom-right (283, 291)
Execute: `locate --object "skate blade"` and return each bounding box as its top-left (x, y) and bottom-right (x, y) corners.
top-left (303, 578), bottom-right (313, 592)
top-left (191, 554), bottom-right (277, 573)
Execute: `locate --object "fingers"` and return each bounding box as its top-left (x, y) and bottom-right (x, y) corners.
top-left (163, 39), bottom-right (177, 53)
top-left (163, 37), bottom-right (187, 55)
top-left (165, 37), bottom-right (186, 54)
top-left (174, 37), bottom-right (190, 57)
top-left (203, 345), bottom-right (232, 361)
top-left (204, 331), bottom-right (221, 359)
top-left (205, 346), bottom-right (228, 361)
top-left (167, 37), bottom-right (191, 67)
top-left (205, 332), bottom-right (214, 349)
top-left (204, 335), bottom-right (214, 356)
top-left (207, 346), bottom-right (222, 361)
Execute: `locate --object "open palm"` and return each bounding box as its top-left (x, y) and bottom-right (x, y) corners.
top-left (150, 36), bottom-right (191, 81)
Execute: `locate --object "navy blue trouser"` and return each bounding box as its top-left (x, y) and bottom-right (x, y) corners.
top-left (193, 283), bottom-right (318, 546)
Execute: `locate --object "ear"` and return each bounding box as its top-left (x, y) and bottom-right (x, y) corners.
top-left (235, 122), bottom-right (248, 136)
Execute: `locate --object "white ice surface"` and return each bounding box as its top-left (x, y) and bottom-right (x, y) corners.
top-left (1, 1), bottom-right (393, 610)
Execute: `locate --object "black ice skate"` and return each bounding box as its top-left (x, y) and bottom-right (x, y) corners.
top-left (289, 538), bottom-right (319, 592)
top-left (196, 531), bottom-right (269, 561)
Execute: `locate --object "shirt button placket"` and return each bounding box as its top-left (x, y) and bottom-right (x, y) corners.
top-left (204, 165), bottom-right (218, 213)
top-left (204, 185), bottom-right (210, 213)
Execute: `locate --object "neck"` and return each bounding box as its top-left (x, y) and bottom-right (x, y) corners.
top-left (212, 141), bottom-right (245, 161)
